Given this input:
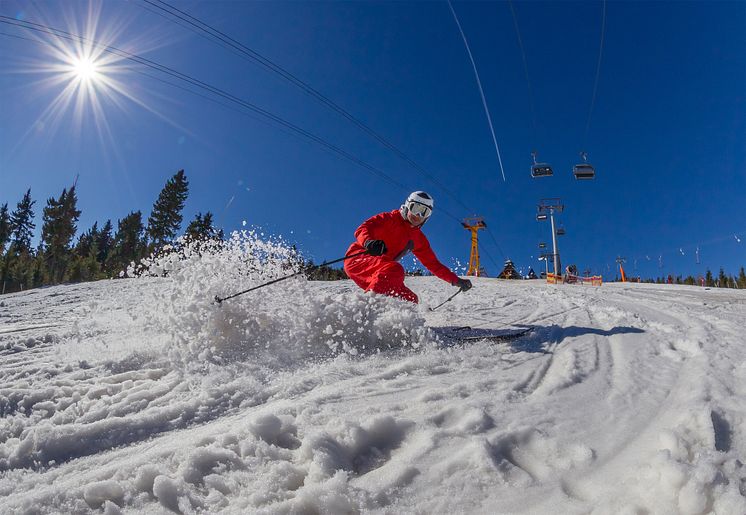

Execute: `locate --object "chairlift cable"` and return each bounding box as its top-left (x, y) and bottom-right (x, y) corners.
top-left (0, 16), bottom-right (409, 192)
top-left (447, 0), bottom-right (507, 183)
top-left (507, 1), bottom-right (539, 141)
top-left (478, 243), bottom-right (501, 273)
top-left (1, 28), bottom-right (325, 161)
top-left (583, 0), bottom-right (607, 145)
top-left (136, 1), bottom-right (240, 57)
top-left (625, 228), bottom-right (746, 274)
top-left (141, 1), bottom-right (512, 253)
top-left (484, 227), bottom-right (507, 260)
top-left (138, 0), bottom-right (473, 214)
top-left (2, 14), bottom-right (513, 265)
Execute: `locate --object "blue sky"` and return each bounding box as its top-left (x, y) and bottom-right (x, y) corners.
top-left (1, 0), bottom-right (744, 280)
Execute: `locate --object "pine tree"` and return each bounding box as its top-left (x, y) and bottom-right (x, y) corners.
top-left (107, 211), bottom-right (145, 276)
top-left (717, 268), bottom-right (728, 288)
top-left (705, 269), bottom-right (714, 287)
top-left (1, 191), bottom-right (37, 292)
top-left (30, 254), bottom-right (45, 289)
top-left (40, 186), bottom-right (81, 284)
top-left (738, 267), bottom-right (746, 289)
top-left (185, 211), bottom-right (217, 242)
top-left (68, 222), bottom-right (105, 283)
top-left (2, 253), bottom-right (36, 292)
top-left (147, 170), bottom-right (189, 251)
top-left (96, 220), bottom-right (113, 267)
top-left (74, 222), bottom-right (99, 258)
top-left (0, 203), bottom-right (10, 255)
top-left (7, 189), bottom-right (36, 255)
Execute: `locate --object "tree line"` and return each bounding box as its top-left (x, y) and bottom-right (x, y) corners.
top-left (0, 170), bottom-right (221, 294)
top-left (6, 171), bottom-right (741, 294)
top-left (630, 268), bottom-right (746, 288)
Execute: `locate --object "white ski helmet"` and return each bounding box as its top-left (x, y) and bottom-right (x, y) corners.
top-left (401, 191), bottom-right (434, 223)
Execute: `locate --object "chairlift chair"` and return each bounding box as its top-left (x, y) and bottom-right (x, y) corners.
top-left (538, 242), bottom-right (547, 249)
top-left (536, 213), bottom-right (548, 221)
top-left (531, 151), bottom-right (553, 178)
top-left (573, 151), bottom-right (595, 180)
top-left (556, 225), bottom-right (566, 236)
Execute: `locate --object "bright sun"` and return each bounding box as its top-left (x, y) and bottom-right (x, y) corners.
top-left (71, 56), bottom-right (99, 82)
top-left (18, 1), bottom-right (162, 146)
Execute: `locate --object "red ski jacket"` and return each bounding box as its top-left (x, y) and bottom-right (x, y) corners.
top-left (345, 210), bottom-right (460, 285)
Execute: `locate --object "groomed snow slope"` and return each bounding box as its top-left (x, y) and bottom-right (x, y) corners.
top-left (1, 267), bottom-right (745, 513)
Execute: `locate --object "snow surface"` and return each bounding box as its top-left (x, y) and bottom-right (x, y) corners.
top-left (1, 234), bottom-right (746, 514)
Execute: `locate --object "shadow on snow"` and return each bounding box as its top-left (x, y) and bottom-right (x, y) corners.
top-left (512, 324), bottom-right (646, 353)
top-left (434, 324), bottom-right (645, 355)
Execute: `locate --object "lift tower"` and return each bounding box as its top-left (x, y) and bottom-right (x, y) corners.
top-left (537, 198), bottom-right (565, 279)
top-left (616, 256), bottom-right (627, 282)
top-left (462, 217), bottom-right (487, 277)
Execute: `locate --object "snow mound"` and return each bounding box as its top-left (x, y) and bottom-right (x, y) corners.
top-left (4, 262), bottom-right (745, 514)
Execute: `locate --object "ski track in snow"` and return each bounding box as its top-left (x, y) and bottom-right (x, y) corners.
top-left (1, 273), bottom-right (745, 514)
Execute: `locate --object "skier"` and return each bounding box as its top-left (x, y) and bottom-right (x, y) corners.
top-left (344, 191), bottom-right (472, 303)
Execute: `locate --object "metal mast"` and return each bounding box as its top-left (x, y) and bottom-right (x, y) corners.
top-left (462, 217), bottom-right (487, 276)
top-left (537, 199), bottom-right (564, 278)
top-left (616, 256), bottom-right (627, 282)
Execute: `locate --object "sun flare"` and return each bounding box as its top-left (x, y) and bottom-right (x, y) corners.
top-left (71, 56), bottom-right (99, 82)
top-left (9, 1), bottom-right (183, 150)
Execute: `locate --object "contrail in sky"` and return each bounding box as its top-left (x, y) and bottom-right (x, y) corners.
top-left (447, 0), bottom-right (506, 182)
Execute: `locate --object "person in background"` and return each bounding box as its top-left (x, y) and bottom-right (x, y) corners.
top-left (344, 191), bottom-right (471, 303)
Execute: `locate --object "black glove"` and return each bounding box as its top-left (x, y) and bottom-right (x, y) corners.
top-left (364, 239), bottom-right (387, 256)
top-left (454, 278), bottom-right (472, 292)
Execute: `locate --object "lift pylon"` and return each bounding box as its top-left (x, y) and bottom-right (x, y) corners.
top-left (616, 256), bottom-right (627, 282)
top-left (537, 198), bottom-right (564, 279)
top-left (462, 217), bottom-right (487, 277)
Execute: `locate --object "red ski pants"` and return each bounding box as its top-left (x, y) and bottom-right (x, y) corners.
top-left (344, 255), bottom-right (418, 303)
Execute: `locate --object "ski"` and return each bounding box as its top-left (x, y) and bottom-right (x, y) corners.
top-left (433, 326), bottom-right (533, 343)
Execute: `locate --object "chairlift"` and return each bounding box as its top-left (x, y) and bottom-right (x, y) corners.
top-left (556, 225), bottom-right (566, 236)
top-left (531, 151), bottom-right (553, 178)
top-left (538, 242), bottom-right (547, 249)
top-left (573, 151), bottom-right (595, 180)
top-left (536, 213), bottom-right (548, 221)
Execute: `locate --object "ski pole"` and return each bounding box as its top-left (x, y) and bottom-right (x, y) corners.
top-left (429, 288), bottom-right (463, 311)
top-left (215, 250), bottom-right (369, 304)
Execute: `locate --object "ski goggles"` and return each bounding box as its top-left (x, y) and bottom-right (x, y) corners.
top-left (408, 201), bottom-right (432, 218)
